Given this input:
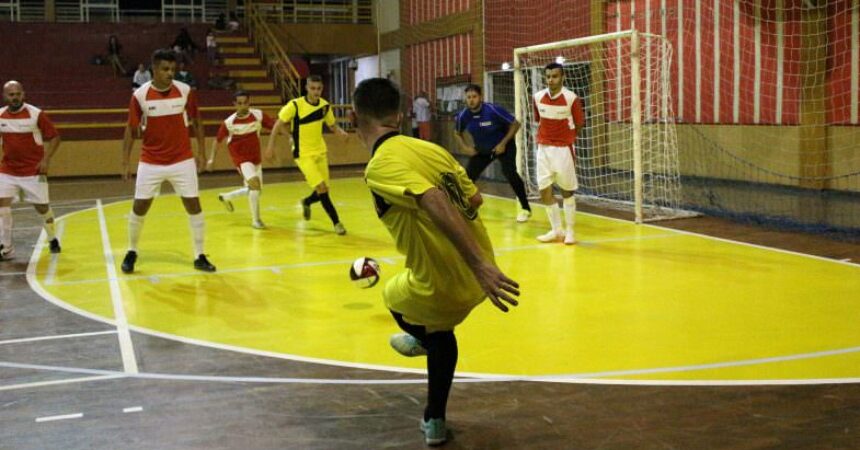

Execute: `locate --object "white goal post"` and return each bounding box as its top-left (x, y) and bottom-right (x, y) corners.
top-left (513, 29), bottom-right (692, 223)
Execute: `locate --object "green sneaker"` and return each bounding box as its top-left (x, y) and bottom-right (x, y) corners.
top-left (389, 333), bottom-right (427, 357)
top-left (420, 418), bottom-right (447, 446)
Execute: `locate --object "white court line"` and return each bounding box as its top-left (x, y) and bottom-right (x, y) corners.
top-left (0, 271), bottom-right (27, 277)
top-left (97, 199), bottom-right (139, 374)
top-left (123, 406), bottom-right (143, 413)
top-left (43, 219), bottom-right (65, 285)
top-left (0, 375), bottom-right (124, 392)
top-left (35, 413), bottom-right (83, 423)
top-left (0, 330), bottom-right (117, 346)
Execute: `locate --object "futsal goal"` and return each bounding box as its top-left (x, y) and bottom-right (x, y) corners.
top-left (513, 29), bottom-right (694, 223)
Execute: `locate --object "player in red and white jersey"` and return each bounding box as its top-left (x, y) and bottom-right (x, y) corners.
top-left (206, 91), bottom-right (277, 229)
top-left (532, 62), bottom-right (585, 245)
top-left (0, 81), bottom-right (62, 260)
top-left (120, 49), bottom-right (215, 274)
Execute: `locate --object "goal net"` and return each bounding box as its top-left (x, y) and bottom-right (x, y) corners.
top-left (514, 30), bottom-right (691, 222)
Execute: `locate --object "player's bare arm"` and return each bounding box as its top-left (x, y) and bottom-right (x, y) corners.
top-left (453, 131), bottom-right (477, 155)
top-left (121, 124), bottom-right (136, 181)
top-left (418, 187), bottom-right (520, 311)
top-left (264, 119), bottom-right (286, 162)
top-left (38, 134), bottom-right (61, 175)
top-left (206, 139), bottom-right (223, 172)
top-left (191, 116), bottom-right (206, 172)
top-left (494, 120), bottom-right (520, 155)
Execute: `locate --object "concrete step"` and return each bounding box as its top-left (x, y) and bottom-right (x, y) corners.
top-left (224, 57), bottom-right (262, 66)
top-left (216, 36), bottom-right (249, 44)
top-left (236, 81), bottom-right (275, 90)
top-left (220, 46), bottom-right (255, 55)
top-left (253, 94), bottom-right (283, 105)
top-left (228, 69), bottom-right (268, 78)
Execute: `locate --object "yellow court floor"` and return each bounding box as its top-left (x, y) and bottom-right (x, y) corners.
top-left (28, 178), bottom-right (860, 381)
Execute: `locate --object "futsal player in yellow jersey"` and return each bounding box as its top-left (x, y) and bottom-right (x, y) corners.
top-left (265, 75), bottom-right (349, 235)
top-left (353, 78), bottom-right (520, 446)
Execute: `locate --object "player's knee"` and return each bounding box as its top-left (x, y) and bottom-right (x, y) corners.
top-left (315, 183), bottom-right (328, 194)
top-left (132, 199), bottom-right (153, 216)
top-left (247, 177), bottom-right (262, 190)
top-left (182, 198), bottom-right (202, 215)
top-left (34, 204), bottom-right (50, 215)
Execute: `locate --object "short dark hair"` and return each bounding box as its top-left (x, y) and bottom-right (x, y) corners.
top-left (233, 90), bottom-right (250, 100)
top-left (464, 84), bottom-right (482, 95)
top-left (544, 62), bottom-right (564, 72)
top-left (152, 48), bottom-right (177, 66)
top-left (307, 74), bottom-right (323, 84)
top-left (353, 78), bottom-right (401, 121)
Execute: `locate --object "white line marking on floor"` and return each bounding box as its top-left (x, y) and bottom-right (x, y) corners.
top-left (0, 330), bottom-right (117, 346)
top-left (35, 413), bottom-right (83, 423)
top-left (43, 220), bottom-right (66, 285)
top-left (97, 199), bottom-right (139, 374)
top-left (0, 271), bottom-right (27, 277)
top-left (123, 406), bottom-right (143, 413)
top-left (0, 375), bottom-right (124, 392)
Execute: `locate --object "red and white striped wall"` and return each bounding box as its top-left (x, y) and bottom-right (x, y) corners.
top-left (407, 34), bottom-right (472, 101)
top-left (406, 0), bottom-right (471, 25)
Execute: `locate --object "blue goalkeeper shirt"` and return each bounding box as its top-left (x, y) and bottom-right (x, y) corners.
top-left (454, 102), bottom-right (516, 155)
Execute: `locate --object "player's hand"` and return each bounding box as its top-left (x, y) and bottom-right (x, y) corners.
top-left (122, 162), bottom-right (131, 181)
top-left (472, 262), bottom-right (520, 312)
top-left (205, 160), bottom-right (214, 172)
top-left (263, 147), bottom-right (275, 163)
top-left (493, 144), bottom-right (506, 155)
top-left (195, 156), bottom-right (206, 173)
top-left (38, 159), bottom-right (50, 175)
top-left (465, 146), bottom-right (477, 155)
top-left (336, 127), bottom-right (349, 140)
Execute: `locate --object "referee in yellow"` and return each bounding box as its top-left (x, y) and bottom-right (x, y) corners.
top-left (265, 75), bottom-right (349, 235)
top-left (353, 78), bottom-right (520, 447)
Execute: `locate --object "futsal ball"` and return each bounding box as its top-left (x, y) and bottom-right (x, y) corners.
top-left (350, 257), bottom-right (381, 288)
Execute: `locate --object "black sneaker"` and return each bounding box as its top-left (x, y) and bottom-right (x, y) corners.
top-left (194, 254), bottom-right (216, 272)
top-left (121, 250), bottom-right (137, 274)
top-left (49, 238), bottom-right (61, 254)
top-left (301, 200), bottom-right (311, 220)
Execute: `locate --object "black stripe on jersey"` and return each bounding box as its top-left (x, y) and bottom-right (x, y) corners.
top-left (371, 191), bottom-right (392, 218)
top-left (289, 99), bottom-right (300, 158)
top-left (438, 172), bottom-right (478, 221)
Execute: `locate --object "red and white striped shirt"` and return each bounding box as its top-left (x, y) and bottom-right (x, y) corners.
top-left (533, 87), bottom-right (585, 147)
top-left (128, 80), bottom-right (198, 165)
top-left (216, 109), bottom-right (276, 166)
top-left (0, 104), bottom-right (59, 176)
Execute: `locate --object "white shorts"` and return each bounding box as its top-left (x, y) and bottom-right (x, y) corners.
top-left (135, 159), bottom-right (199, 200)
top-left (238, 162), bottom-right (263, 185)
top-left (0, 173), bottom-right (50, 204)
top-left (536, 144), bottom-right (578, 191)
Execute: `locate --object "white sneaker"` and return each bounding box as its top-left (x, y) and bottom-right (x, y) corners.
top-left (536, 230), bottom-right (563, 243)
top-left (564, 229), bottom-right (576, 245)
top-left (516, 209), bottom-right (532, 223)
top-left (252, 220), bottom-right (266, 229)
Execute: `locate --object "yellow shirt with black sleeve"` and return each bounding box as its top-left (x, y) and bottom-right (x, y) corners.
top-left (364, 131), bottom-right (495, 332)
top-left (277, 96), bottom-right (337, 158)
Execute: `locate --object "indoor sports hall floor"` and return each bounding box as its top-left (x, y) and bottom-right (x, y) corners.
top-left (2, 169), bottom-right (859, 449)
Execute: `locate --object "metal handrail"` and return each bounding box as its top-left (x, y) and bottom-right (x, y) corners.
top-left (245, 0), bottom-right (302, 102)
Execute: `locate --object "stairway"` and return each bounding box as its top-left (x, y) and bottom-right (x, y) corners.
top-left (216, 35), bottom-right (284, 108)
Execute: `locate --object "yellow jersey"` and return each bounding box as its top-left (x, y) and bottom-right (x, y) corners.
top-left (364, 132), bottom-right (495, 331)
top-left (277, 96), bottom-right (337, 158)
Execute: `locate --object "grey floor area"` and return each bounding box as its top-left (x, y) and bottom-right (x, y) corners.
top-left (2, 171), bottom-right (860, 450)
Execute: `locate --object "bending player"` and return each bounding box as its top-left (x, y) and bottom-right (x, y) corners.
top-left (207, 91), bottom-right (276, 229)
top-left (354, 78), bottom-right (520, 446)
top-left (532, 62), bottom-right (585, 245)
top-left (120, 49), bottom-right (215, 273)
top-left (0, 81), bottom-right (62, 259)
top-left (264, 75), bottom-right (349, 235)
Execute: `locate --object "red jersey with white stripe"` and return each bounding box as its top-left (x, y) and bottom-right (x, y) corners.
top-left (0, 104), bottom-right (59, 176)
top-left (216, 109), bottom-right (276, 166)
top-left (128, 80), bottom-right (198, 165)
top-left (533, 87), bottom-right (585, 147)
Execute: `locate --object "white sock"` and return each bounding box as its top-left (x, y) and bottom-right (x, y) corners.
top-left (563, 196), bottom-right (576, 231)
top-left (222, 187), bottom-right (249, 200)
top-left (40, 208), bottom-right (56, 240)
top-left (0, 206), bottom-right (11, 248)
top-left (128, 212), bottom-right (145, 252)
top-left (248, 189), bottom-right (261, 222)
top-left (546, 203), bottom-right (562, 232)
top-left (189, 212), bottom-right (205, 257)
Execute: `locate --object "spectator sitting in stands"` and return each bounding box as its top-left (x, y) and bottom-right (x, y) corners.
top-left (228, 12), bottom-right (240, 31)
top-left (175, 62), bottom-right (197, 88)
top-left (107, 34), bottom-right (127, 76)
top-left (214, 13), bottom-right (227, 32)
top-left (172, 28), bottom-right (200, 63)
top-left (132, 63), bottom-right (151, 89)
top-left (207, 68), bottom-right (236, 91)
